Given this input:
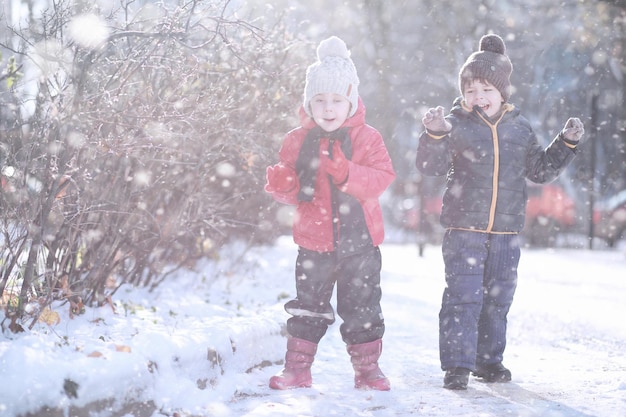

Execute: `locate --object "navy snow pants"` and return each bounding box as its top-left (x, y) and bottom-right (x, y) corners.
top-left (439, 230), bottom-right (520, 371)
top-left (285, 246), bottom-right (385, 346)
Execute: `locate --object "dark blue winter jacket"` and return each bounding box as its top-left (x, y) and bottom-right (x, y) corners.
top-left (415, 98), bottom-right (578, 233)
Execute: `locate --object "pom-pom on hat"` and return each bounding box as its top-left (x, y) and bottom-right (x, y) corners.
top-left (459, 34), bottom-right (513, 101)
top-left (303, 36), bottom-right (360, 118)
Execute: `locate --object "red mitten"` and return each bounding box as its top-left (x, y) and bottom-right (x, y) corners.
top-left (323, 142), bottom-right (349, 184)
top-left (265, 164), bottom-right (298, 193)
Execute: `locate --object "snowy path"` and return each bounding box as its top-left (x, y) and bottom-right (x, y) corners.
top-left (2, 238), bottom-right (625, 417)
top-left (224, 242), bottom-right (626, 417)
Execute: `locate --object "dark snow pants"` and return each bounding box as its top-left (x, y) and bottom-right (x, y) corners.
top-left (285, 246), bottom-right (385, 346)
top-left (439, 230), bottom-right (520, 371)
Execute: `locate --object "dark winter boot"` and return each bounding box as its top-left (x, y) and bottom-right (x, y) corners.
top-left (347, 339), bottom-right (391, 391)
top-left (443, 367), bottom-right (470, 390)
top-left (473, 363), bottom-right (512, 383)
top-left (269, 337), bottom-right (317, 390)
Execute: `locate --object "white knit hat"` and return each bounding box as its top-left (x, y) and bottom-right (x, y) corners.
top-left (303, 36), bottom-right (360, 118)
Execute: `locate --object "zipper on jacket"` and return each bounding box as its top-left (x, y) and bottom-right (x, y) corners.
top-left (476, 110), bottom-right (507, 233)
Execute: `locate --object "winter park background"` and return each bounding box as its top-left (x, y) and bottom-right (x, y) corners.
top-left (1, 1), bottom-right (626, 416)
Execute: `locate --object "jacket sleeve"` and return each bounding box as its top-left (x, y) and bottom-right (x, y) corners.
top-left (415, 130), bottom-right (452, 176)
top-left (525, 131), bottom-right (577, 184)
top-left (339, 129), bottom-right (395, 200)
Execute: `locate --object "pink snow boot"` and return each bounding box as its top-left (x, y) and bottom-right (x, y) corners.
top-left (269, 337), bottom-right (317, 390)
top-left (347, 339), bottom-right (391, 391)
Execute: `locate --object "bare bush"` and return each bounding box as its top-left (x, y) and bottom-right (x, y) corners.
top-left (0, 0), bottom-right (306, 328)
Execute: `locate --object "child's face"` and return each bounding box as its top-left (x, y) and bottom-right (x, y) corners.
top-left (463, 80), bottom-right (503, 118)
top-left (309, 93), bottom-right (351, 132)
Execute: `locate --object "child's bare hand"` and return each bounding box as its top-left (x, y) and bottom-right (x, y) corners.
top-left (422, 106), bottom-right (452, 133)
top-left (561, 117), bottom-right (584, 142)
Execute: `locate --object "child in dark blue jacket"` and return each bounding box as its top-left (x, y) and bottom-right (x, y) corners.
top-left (416, 34), bottom-right (584, 390)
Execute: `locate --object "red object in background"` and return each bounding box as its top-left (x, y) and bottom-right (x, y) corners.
top-left (401, 196), bottom-right (442, 231)
top-left (525, 183), bottom-right (576, 228)
top-left (523, 183), bottom-right (576, 246)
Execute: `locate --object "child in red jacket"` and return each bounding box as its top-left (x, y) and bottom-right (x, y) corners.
top-left (265, 36), bottom-right (396, 390)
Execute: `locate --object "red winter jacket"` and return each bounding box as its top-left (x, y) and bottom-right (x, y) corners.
top-left (267, 98), bottom-right (396, 252)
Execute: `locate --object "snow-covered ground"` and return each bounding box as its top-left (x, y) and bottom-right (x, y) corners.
top-left (1, 235), bottom-right (625, 417)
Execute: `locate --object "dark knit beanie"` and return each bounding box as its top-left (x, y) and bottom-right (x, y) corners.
top-left (459, 34), bottom-right (513, 101)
